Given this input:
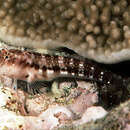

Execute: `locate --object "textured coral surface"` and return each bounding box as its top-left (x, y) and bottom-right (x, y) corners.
top-left (58, 99), bottom-right (130, 130)
top-left (0, 0), bottom-right (130, 63)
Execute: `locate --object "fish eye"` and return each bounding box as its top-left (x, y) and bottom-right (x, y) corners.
top-left (5, 56), bottom-right (8, 59)
top-left (25, 75), bottom-right (29, 78)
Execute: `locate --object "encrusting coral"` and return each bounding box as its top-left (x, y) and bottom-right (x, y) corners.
top-left (0, 0), bottom-right (130, 62)
top-left (57, 99), bottom-right (130, 130)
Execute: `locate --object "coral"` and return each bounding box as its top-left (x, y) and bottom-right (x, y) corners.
top-left (57, 99), bottom-right (130, 130)
top-left (0, 0), bottom-right (130, 63)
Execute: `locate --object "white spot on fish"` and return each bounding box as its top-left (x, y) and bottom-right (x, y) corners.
top-left (38, 69), bottom-right (43, 74)
top-left (58, 56), bottom-right (64, 63)
top-left (101, 71), bottom-right (104, 75)
top-left (71, 72), bottom-right (75, 76)
top-left (79, 63), bottom-right (84, 67)
top-left (78, 73), bottom-right (84, 76)
top-left (91, 67), bottom-right (94, 70)
top-left (69, 58), bottom-right (74, 65)
top-left (60, 71), bottom-right (68, 75)
top-left (107, 81), bottom-right (110, 84)
top-left (47, 69), bottom-right (54, 75)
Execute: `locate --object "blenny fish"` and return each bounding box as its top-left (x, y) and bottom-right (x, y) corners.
top-left (0, 47), bottom-right (129, 106)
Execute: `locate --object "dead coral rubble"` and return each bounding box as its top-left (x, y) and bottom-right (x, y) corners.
top-left (57, 99), bottom-right (130, 130)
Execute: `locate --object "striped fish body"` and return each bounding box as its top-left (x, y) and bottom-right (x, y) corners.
top-left (0, 48), bottom-right (123, 88)
top-left (0, 48), bottom-right (128, 107)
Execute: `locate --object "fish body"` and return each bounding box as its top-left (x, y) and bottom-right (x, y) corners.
top-left (0, 48), bottom-right (125, 88)
top-left (0, 48), bottom-right (122, 85)
top-left (0, 48), bottom-right (129, 106)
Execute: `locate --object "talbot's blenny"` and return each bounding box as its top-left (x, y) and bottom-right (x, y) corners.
top-left (0, 48), bottom-right (124, 84)
top-left (0, 48), bottom-right (129, 103)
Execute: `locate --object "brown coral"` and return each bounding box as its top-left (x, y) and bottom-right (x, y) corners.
top-left (0, 0), bottom-right (130, 63)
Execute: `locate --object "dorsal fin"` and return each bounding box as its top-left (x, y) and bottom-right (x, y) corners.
top-left (49, 47), bottom-right (79, 56)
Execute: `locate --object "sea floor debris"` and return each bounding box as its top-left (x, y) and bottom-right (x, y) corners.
top-left (0, 80), bottom-right (109, 130)
top-left (58, 99), bottom-right (130, 130)
top-left (0, 77), bottom-right (129, 130)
